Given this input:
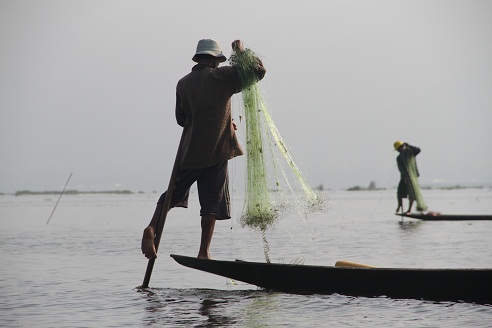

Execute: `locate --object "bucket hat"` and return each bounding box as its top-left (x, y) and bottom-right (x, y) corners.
top-left (192, 39), bottom-right (227, 63)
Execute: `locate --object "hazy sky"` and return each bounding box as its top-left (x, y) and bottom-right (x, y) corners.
top-left (1, 1), bottom-right (491, 193)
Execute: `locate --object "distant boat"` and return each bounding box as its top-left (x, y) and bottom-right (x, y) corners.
top-left (395, 213), bottom-right (492, 221)
top-left (171, 254), bottom-right (492, 304)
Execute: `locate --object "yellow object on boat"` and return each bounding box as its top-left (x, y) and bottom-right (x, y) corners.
top-left (335, 260), bottom-right (375, 268)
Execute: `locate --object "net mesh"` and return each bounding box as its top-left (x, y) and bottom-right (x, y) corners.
top-left (401, 151), bottom-right (428, 211)
top-left (230, 47), bottom-right (326, 262)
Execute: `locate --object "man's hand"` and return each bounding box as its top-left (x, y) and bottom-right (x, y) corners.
top-left (232, 40), bottom-right (245, 52)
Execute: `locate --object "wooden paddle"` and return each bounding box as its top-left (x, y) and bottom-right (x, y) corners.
top-left (141, 128), bottom-right (187, 288)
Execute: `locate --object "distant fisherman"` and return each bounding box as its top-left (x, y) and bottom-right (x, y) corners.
top-left (394, 141), bottom-right (428, 214)
top-left (141, 39), bottom-right (266, 260)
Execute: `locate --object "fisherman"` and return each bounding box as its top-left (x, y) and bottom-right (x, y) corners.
top-left (141, 39), bottom-right (266, 260)
top-left (394, 141), bottom-right (427, 214)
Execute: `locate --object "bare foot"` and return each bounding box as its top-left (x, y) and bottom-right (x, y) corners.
top-left (197, 253), bottom-right (212, 260)
top-left (141, 226), bottom-right (157, 259)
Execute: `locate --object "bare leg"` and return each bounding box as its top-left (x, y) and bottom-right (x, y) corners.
top-left (406, 200), bottom-right (414, 214)
top-left (198, 215), bottom-right (216, 259)
top-left (141, 203), bottom-right (164, 259)
top-left (396, 197), bottom-right (403, 213)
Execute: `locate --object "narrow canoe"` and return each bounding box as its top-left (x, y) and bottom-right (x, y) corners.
top-left (395, 213), bottom-right (492, 221)
top-left (170, 254), bottom-right (492, 304)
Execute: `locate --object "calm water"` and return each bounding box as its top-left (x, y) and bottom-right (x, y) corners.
top-left (1, 188), bottom-right (492, 327)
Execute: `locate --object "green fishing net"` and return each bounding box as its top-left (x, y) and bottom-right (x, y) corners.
top-left (230, 48), bottom-right (325, 262)
top-left (400, 151), bottom-right (428, 212)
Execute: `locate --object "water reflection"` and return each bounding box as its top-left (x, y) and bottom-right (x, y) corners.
top-left (136, 287), bottom-right (292, 327)
top-left (242, 292), bottom-right (282, 327)
top-left (397, 219), bottom-right (423, 231)
top-left (198, 297), bottom-right (238, 327)
top-left (137, 288), bottom-right (256, 327)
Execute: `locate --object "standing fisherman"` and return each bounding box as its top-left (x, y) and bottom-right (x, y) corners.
top-left (141, 39), bottom-right (266, 260)
top-left (394, 141), bottom-right (428, 214)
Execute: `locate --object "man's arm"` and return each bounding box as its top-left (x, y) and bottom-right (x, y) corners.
top-left (175, 92), bottom-right (186, 127)
top-left (407, 144), bottom-right (421, 156)
top-left (232, 40), bottom-right (245, 52)
top-left (231, 39), bottom-right (266, 84)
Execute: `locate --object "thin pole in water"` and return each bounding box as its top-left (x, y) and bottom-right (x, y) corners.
top-left (141, 128), bottom-right (186, 288)
top-left (46, 172), bottom-right (73, 225)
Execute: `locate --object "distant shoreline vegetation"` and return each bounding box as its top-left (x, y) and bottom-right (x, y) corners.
top-left (0, 185), bottom-right (489, 196)
top-left (421, 185), bottom-right (489, 190)
top-left (347, 181), bottom-right (385, 191)
top-left (13, 190), bottom-right (135, 196)
top-left (347, 184), bottom-right (490, 191)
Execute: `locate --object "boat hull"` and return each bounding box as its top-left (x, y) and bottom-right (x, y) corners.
top-left (395, 213), bottom-right (492, 221)
top-left (170, 254), bottom-right (492, 304)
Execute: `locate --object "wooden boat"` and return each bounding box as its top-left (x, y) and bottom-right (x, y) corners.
top-left (170, 254), bottom-right (492, 304)
top-left (395, 213), bottom-right (492, 221)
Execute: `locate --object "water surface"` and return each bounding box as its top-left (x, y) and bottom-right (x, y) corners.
top-left (1, 189), bottom-right (491, 327)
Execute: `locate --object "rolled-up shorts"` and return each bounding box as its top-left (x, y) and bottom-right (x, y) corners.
top-left (157, 161), bottom-right (230, 220)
